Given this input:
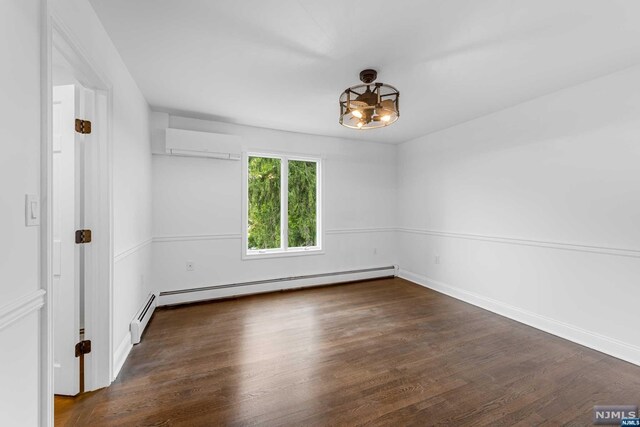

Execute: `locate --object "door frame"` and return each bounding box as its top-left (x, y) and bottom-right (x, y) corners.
top-left (41, 6), bottom-right (114, 425)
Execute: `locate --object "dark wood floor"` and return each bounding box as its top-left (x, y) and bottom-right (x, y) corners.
top-left (55, 278), bottom-right (640, 426)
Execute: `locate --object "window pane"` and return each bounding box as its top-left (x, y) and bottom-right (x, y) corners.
top-left (288, 160), bottom-right (317, 248)
top-left (248, 156), bottom-right (281, 250)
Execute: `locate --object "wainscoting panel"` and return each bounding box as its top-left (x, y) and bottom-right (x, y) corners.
top-left (158, 266), bottom-right (395, 306)
top-left (113, 239), bottom-right (153, 380)
top-left (0, 289), bottom-right (46, 331)
top-left (397, 230), bottom-right (640, 367)
top-left (151, 229), bottom-right (398, 305)
top-left (397, 228), bottom-right (640, 258)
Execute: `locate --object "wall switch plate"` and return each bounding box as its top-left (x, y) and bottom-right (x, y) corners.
top-left (186, 261), bottom-right (195, 271)
top-left (25, 194), bottom-right (40, 226)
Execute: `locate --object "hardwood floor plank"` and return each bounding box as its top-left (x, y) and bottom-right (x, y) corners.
top-left (55, 278), bottom-right (640, 426)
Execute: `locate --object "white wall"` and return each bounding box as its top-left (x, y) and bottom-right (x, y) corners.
top-left (0, 0), bottom-right (152, 421)
top-left (151, 114), bottom-right (397, 299)
top-left (0, 0), bottom-right (43, 425)
top-left (50, 0), bottom-right (153, 376)
top-left (397, 64), bottom-right (640, 365)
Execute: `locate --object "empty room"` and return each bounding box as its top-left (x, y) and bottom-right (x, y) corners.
top-left (2, 0), bottom-right (640, 425)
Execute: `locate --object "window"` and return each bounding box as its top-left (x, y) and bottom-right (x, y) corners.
top-left (244, 153), bottom-right (322, 257)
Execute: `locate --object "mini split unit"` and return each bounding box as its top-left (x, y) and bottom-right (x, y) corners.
top-left (164, 128), bottom-right (241, 160)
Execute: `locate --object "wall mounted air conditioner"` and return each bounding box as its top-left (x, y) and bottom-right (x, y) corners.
top-left (165, 128), bottom-right (241, 160)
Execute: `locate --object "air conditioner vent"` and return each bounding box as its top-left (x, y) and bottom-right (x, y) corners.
top-left (164, 128), bottom-right (241, 160)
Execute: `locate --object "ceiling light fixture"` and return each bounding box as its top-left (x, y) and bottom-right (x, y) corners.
top-left (339, 69), bottom-right (399, 130)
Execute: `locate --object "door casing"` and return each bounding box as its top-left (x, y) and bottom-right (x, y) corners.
top-left (41, 8), bottom-right (114, 425)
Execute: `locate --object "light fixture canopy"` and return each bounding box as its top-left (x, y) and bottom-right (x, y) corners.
top-left (339, 69), bottom-right (399, 130)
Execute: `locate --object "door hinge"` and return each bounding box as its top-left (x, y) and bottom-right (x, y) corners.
top-left (75, 118), bottom-right (92, 134)
top-left (75, 340), bottom-right (92, 357)
top-left (75, 229), bottom-right (92, 244)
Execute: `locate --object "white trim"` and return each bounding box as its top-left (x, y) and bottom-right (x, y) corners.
top-left (0, 290), bottom-right (46, 331)
top-left (153, 227), bottom-right (640, 259)
top-left (113, 331), bottom-right (133, 380)
top-left (397, 227), bottom-right (640, 258)
top-left (149, 227), bottom-right (637, 258)
top-left (326, 227), bottom-right (396, 235)
top-left (158, 266), bottom-right (395, 306)
top-left (281, 153), bottom-right (288, 250)
top-left (40, 0), bottom-right (54, 425)
top-left (241, 247), bottom-right (325, 260)
top-left (43, 9), bottom-right (115, 414)
top-left (114, 239), bottom-right (153, 263)
top-left (151, 228), bottom-right (393, 243)
top-left (52, 14), bottom-right (115, 389)
top-left (153, 233), bottom-right (242, 242)
top-left (242, 152), bottom-right (324, 259)
top-left (50, 15), bottom-right (111, 91)
top-left (398, 269), bottom-right (640, 367)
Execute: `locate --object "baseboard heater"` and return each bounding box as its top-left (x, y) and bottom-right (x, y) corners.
top-left (130, 293), bottom-right (156, 344)
top-left (158, 265), bottom-right (396, 306)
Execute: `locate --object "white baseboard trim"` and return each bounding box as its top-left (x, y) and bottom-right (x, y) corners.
top-left (398, 269), bottom-right (640, 367)
top-left (113, 331), bottom-right (133, 380)
top-left (158, 266), bottom-right (396, 306)
top-left (0, 289), bottom-right (46, 331)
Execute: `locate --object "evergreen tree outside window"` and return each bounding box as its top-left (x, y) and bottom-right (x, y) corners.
top-left (245, 154), bottom-right (322, 256)
top-left (247, 156), bottom-right (281, 250)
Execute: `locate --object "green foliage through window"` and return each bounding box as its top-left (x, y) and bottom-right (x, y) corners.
top-left (248, 156), bottom-right (281, 249)
top-left (247, 155), bottom-right (319, 252)
top-left (288, 161), bottom-right (317, 247)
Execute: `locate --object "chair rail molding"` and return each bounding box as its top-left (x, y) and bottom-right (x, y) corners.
top-left (114, 238), bottom-right (153, 263)
top-left (152, 227), bottom-right (396, 243)
top-left (153, 233), bottom-right (242, 243)
top-left (0, 289), bottom-right (46, 331)
top-left (397, 227), bottom-right (640, 258)
top-left (325, 227), bottom-right (396, 235)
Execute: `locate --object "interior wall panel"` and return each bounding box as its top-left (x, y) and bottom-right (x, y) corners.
top-left (150, 116), bottom-right (398, 297)
top-left (396, 64), bottom-right (640, 365)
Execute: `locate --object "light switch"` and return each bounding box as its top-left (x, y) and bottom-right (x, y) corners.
top-left (25, 194), bottom-right (40, 226)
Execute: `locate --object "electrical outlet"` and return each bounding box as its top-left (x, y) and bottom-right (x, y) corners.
top-left (186, 261), bottom-right (195, 271)
top-left (435, 255), bottom-right (440, 264)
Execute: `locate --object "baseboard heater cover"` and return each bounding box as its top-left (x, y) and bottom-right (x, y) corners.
top-left (158, 265), bottom-right (396, 305)
top-left (130, 293), bottom-right (156, 344)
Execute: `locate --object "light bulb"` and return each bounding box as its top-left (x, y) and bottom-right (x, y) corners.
top-left (381, 115), bottom-right (391, 122)
top-left (352, 110), bottom-right (363, 119)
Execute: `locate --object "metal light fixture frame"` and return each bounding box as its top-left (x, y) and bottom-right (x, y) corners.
top-left (339, 69), bottom-right (400, 130)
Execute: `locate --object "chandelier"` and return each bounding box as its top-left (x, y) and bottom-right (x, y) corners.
top-left (339, 69), bottom-right (400, 129)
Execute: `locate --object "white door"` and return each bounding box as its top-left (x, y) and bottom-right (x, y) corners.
top-left (52, 84), bottom-right (81, 396)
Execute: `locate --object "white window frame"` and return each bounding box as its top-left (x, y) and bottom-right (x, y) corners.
top-left (242, 151), bottom-right (323, 259)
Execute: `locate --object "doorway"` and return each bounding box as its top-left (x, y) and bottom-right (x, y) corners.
top-left (51, 79), bottom-right (104, 396)
top-left (46, 16), bottom-right (114, 412)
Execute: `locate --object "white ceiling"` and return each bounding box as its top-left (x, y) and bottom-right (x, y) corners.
top-left (89, 0), bottom-right (640, 144)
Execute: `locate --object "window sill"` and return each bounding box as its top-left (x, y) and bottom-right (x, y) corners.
top-left (243, 248), bottom-right (325, 260)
